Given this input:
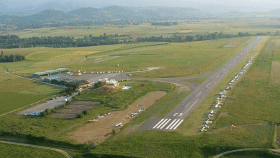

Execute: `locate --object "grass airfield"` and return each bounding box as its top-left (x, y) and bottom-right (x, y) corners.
top-left (1, 21), bottom-right (280, 157)
top-left (1, 37), bottom-right (252, 78)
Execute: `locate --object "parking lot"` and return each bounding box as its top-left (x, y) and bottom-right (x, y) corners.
top-left (19, 95), bottom-right (73, 115)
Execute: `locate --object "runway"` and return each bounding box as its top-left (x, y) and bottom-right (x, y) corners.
top-left (139, 36), bottom-right (264, 131)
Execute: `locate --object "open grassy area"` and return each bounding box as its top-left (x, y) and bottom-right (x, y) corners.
top-left (83, 36), bottom-right (278, 158)
top-left (0, 66), bottom-right (59, 115)
top-left (0, 142), bottom-right (67, 158)
top-left (4, 20), bottom-right (280, 38)
top-left (0, 81), bottom-right (177, 146)
top-left (1, 37), bottom-right (253, 78)
top-left (214, 37), bottom-right (280, 129)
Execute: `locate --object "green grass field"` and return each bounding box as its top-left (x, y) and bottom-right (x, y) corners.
top-left (0, 81), bottom-right (181, 145)
top-left (1, 37), bottom-right (253, 78)
top-left (0, 143), bottom-right (67, 158)
top-left (1, 21), bottom-right (280, 158)
top-left (0, 66), bottom-right (59, 115)
top-left (80, 36), bottom-right (280, 158)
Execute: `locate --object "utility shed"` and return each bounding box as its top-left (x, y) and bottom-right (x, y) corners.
top-left (56, 68), bottom-right (69, 74)
top-left (33, 72), bottom-right (48, 78)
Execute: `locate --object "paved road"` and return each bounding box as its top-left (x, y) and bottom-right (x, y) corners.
top-left (0, 140), bottom-right (72, 158)
top-left (214, 148), bottom-right (280, 158)
top-left (139, 36), bottom-right (264, 131)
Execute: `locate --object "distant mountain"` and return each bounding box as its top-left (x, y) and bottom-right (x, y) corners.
top-left (2, 6), bottom-right (280, 30)
top-left (68, 7), bottom-right (105, 19)
top-left (32, 1), bottom-right (83, 12)
top-left (266, 9), bottom-right (280, 16)
top-left (27, 9), bottom-right (74, 22)
top-left (68, 6), bottom-right (206, 20)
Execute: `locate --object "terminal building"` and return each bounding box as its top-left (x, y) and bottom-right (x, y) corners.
top-left (33, 68), bottom-right (69, 78)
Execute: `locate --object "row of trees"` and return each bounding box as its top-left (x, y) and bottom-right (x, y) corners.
top-left (0, 34), bottom-right (134, 48)
top-left (0, 32), bottom-right (272, 49)
top-left (0, 51), bottom-right (25, 62)
top-left (137, 32), bottom-right (270, 43)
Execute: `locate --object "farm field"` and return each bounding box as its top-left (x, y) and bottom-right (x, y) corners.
top-left (3, 20), bottom-right (280, 38)
top-left (0, 142), bottom-right (67, 158)
top-left (1, 37), bottom-right (253, 78)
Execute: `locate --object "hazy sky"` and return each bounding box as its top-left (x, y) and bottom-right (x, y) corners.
top-left (1, 0), bottom-right (280, 12)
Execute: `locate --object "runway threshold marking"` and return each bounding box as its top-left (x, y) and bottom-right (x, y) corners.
top-left (173, 120), bottom-right (184, 130)
top-left (156, 119), bottom-right (169, 129)
top-left (160, 119), bottom-right (171, 129)
top-left (169, 119), bottom-right (181, 130)
top-left (153, 119), bottom-right (165, 129)
top-left (166, 119), bottom-right (177, 129)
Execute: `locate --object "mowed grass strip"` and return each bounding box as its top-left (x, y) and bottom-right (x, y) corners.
top-left (270, 61), bottom-right (280, 85)
top-left (0, 143), bottom-right (67, 158)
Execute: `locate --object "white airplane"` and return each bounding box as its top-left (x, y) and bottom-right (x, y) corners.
top-left (208, 114), bottom-right (214, 117)
top-left (215, 104), bottom-right (222, 108)
top-left (201, 127), bottom-right (207, 132)
top-left (205, 120), bottom-right (213, 124)
top-left (203, 125), bottom-right (210, 129)
top-left (215, 97), bottom-right (222, 100)
top-left (210, 110), bottom-right (215, 114)
top-left (226, 86), bottom-right (232, 90)
top-left (115, 123), bottom-right (123, 127)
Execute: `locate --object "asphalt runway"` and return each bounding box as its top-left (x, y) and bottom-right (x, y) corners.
top-left (139, 36), bottom-right (264, 131)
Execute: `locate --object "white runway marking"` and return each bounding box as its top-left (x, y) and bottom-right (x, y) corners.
top-left (153, 119), bottom-right (164, 129)
top-left (173, 120), bottom-right (184, 130)
top-left (173, 113), bottom-right (178, 116)
top-left (206, 83), bottom-right (211, 87)
top-left (169, 119), bottom-right (181, 130)
top-left (166, 119), bottom-right (177, 129)
top-left (160, 119), bottom-right (171, 129)
top-left (156, 119), bottom-right (168, 129)
top-left (223, 68), bottom-right (227, 71)
top-left (192, 99), bottom-right (199, 107)
top-left (196, 92), bottom-right (201, 97)
top-left (216, 74), bottom-right (220, 78)
top-left (178, 113), bottom-right (183, 116)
